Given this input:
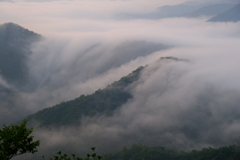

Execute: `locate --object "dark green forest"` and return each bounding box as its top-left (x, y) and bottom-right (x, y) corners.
top-left (104, 144), bottom-right (240, 160)
top-left (2, 119), bottom-right (240, 160)
top-left (42, 144), bottom-right (240, 160)
top-left (26, 57), bottom-right (187, 127)
top-left (26, 66), bottom-right (144, 127)
top-left (1, 21), bottom-right (240, 160)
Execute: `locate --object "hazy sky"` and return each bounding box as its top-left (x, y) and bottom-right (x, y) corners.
top-left (0, 0), bottom-right (187, 35)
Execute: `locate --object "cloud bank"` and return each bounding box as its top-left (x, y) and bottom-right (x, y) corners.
top-left (0, 0), bottom-right (240, 159)
top-left (21, 19), bottom-right (240, 158)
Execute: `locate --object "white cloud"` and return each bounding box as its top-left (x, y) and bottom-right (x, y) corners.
top-left (1, 0), bottom-right (240, 158)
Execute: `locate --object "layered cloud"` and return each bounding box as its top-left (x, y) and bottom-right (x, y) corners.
top-left (1, 0), bottom-right (240, 159)
top-left (22, 19), bottom-right (240, 158)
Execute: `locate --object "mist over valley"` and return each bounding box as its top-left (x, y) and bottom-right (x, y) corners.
top-left (0, 0), bottom-right (240, 159)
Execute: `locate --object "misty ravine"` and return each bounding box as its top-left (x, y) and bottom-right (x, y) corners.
top-left (0, 0), bottom-right (240, 160)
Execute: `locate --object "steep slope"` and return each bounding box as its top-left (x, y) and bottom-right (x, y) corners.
top-left (26, 57), bottom-right (187, 127)
top-left (0, 22), bottom-right (41, 87)
top-left (0, 22), bottom-right (43, 125)
top-left (208, 4), bottom-right (240, 22)
top-left (26, 66), bottom-right (144, 127)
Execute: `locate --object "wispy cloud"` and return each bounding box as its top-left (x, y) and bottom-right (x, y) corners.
top-left (1, 0), bottom-right (240, 159)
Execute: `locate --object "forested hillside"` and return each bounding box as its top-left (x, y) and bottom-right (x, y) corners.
top-left (26, 66), bottom-right (144, 127)
top-left (26, 57), bottom-right (187, 128)
top-left (1, 0), bottom-right (240, 158)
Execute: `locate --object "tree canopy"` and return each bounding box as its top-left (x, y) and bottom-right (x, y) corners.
top-left (104, 144), bottom-right (240, 160)
top-left (0, 119), bottom-right (40, 160)
top-left (26, 66), bottom-right (144, 127)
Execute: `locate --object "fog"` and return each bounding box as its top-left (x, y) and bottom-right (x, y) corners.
top-left (0, 0), bottom-right (240, 159)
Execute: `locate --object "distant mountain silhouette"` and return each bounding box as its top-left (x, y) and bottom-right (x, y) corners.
top-left (154, 2), bottom-right (205, 18)
top-left (116, 1), bottom-right (235, 20)
top-left (184, 3), bottom-right (234, 18)
top-left (208, 3), bottom-right (240, 22)
top-left (116, 2), bottom-right (206, 20)
top-left (0, 22), bottom-right (41, 87)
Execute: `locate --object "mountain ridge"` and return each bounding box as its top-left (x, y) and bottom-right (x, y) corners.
top-left (26, 57), bottom-right (187, 128)
top-left (26, 66), bottom-right (143, 127)
top-left (0, 22), bottom-right (42, 87)
top-left (208, 3), bottom-right (240, 22)
top-left (183, 3), bottom-right (234, 18)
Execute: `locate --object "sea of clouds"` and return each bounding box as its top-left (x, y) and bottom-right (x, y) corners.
top-left (1, 0), bottom-right (240, 159)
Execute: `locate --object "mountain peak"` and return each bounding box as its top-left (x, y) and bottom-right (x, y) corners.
top-left (0, 22), bottom-right (41, 39)
top-left (0, 22), bottom-right (42, 86)
top-left (1, 22), bottom-right (27, 32)
top-left (2, 22), bottom-right (21, 27)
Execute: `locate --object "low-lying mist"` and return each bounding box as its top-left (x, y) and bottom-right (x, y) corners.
top-left (0, 0), bottom-right (240, 159)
